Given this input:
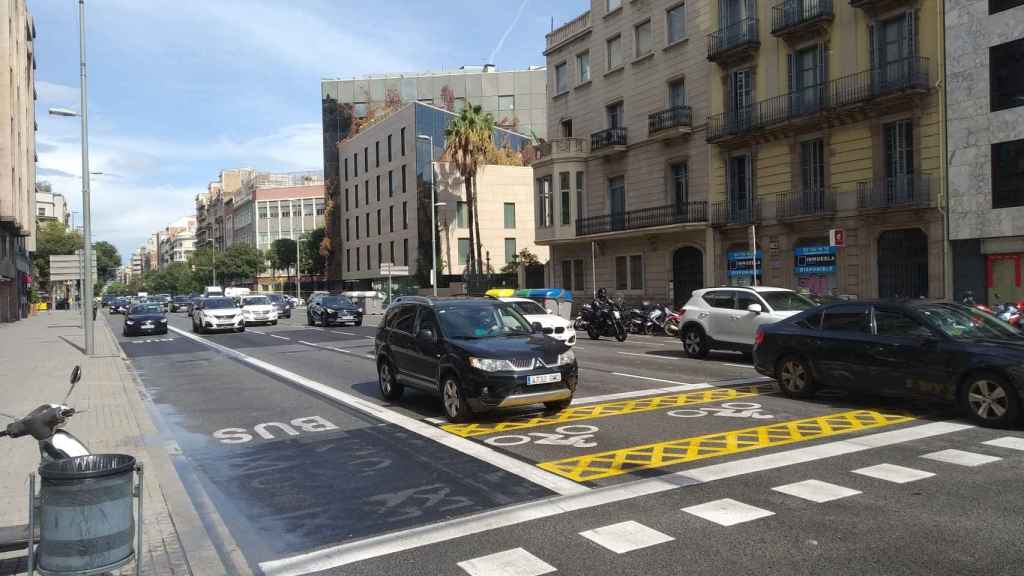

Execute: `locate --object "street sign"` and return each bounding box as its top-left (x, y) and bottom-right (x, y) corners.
top-left (49, 253), bottom-right (97, 282)
top-left (829, 228), bottom-right (846, 247)
top-left (379, 263), bottom-right (409, 276)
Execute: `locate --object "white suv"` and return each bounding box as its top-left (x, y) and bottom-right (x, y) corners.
top-left (678, 287), bottom-right (817, 358)
top-left (499, 297), bottom-right (577, 346)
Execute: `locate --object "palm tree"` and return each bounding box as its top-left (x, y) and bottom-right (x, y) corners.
top-left (444, 104), bottom-right (495, 276)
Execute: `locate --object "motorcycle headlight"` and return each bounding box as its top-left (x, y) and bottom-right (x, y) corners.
top-left (612, 310), bottom-right (621, 318)
top-left (558, 350), bottom-right (576, 366)
top-left (469, 357), bottom-right (516, 372)
top-left (125, 320), bottom-right (135, 325)
top-left (159, 318), bottom-right (168, 323)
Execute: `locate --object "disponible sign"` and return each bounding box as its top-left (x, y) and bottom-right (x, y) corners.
top-left (794, 246), bottom-right (837, 274)
top-left (727, 250), bottom-right (763, 277)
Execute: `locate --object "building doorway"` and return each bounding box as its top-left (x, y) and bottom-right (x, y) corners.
top-left (878, 228), bottom-right (928, 298)
top-left (672, 247), bottom-right (704, 306)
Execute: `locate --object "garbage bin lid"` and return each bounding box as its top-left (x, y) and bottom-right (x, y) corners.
top-left (39, 454), bottom-right (136, 480)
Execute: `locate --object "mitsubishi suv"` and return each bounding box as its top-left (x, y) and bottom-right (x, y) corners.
top-left (375, 296), bottom-right (578, 422)
top-left (678, 287), bottom-right (817, 358)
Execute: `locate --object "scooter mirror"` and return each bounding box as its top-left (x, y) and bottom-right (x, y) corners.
top-left (70, 366), bottom-right (81, 385)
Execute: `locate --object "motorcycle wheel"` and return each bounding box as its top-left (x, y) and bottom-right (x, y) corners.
top-left (665, 319), bottom-right (680, 337)
top-left (615, 324), bottom-right (627, 342)
top-left (587, 325), bottom-right (600, 340)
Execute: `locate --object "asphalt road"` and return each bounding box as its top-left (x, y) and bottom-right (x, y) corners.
top-left (104, 309), bottom-right (1024, 576)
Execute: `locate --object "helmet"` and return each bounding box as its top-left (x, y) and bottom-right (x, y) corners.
top-left (597, 288), bottom-right (607, 299)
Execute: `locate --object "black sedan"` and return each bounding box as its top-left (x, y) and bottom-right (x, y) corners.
top-left (753, 301), bottom-right (1024, 427)
top-left (110, 297), bottom-right (131, 315)
top-left (266, 293), bottom-right (292, 318)
top-left (307, 293), bottom-right (362, 327)
top-left (170, 295), bottom-right (192, 312)
top-left (123, 303), bottom-right (169, 336)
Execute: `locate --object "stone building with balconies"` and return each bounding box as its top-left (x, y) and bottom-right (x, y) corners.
top-left (536, 0), bottom-right (715, 306)
top-left (705, 0), bottom-right (946, 298)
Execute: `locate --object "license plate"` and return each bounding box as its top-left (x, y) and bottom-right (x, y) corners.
top-left (143, 323), bottom-right (154, 328)
top-left (527, 372), bottom-right (561, 386)
top-left (340, 315), bottom-right (353, 320)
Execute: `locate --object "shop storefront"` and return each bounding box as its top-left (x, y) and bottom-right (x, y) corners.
top-left (986, 253), bottom-right (1023, 305)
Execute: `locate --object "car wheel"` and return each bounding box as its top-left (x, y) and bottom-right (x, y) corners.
top-left (776, 355), bottom-right (818, 398)
top-left (306, 313), bottom-right (313, 326)
top-left (961, 372), bottom-right (1020, 427)
top-left (681, 326), bottom-right (709, 358)
top-left (235, 326), bottom-right (245, 333)
top-left (442, 375), bottom-right (471, 422)
top-left (355, 321), bottom-right (362, 327)
top-left (378, 358), bottom-right (404, 401)
top-left (272, 320), bottom-right (278, 326)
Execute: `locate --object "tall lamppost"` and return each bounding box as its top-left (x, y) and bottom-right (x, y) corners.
top-left (416, 135), bottom-right (443, 296)
top-left (48, 1), bottom-right (93, 354)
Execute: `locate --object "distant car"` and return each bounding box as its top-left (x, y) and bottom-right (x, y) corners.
top-left (265, 293), bottom-right (292, 319)
top-left (499, 297), bottom-right (576, 346)
top-left (240, 295), bottom-right (278, 326)
top-left (191, 297), bottom-right (244, 334)
top-left (307, 294), bottom-right (362, 327)
top-left (753, 301), bottom-right (1024, 428)
top-left (110, 297), bottom-right (131, 315)
top-left (678, 286), bottom-right (818, 358)
top-left (170, 295), bottom-right (192, 312)
top-left (187, 296), bottom-right (203, 317)
top-left (374, 297), bottom-right (577, 422)
top-left (101, 294), bottom-right (115, 308)
top-left (123, 302), bottom-right (168, 337)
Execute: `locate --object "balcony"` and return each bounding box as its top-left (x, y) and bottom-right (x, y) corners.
top-left (531, 138), bottom-right (588, 165)
top-left (576, 201), bottom-right (708, 236)
top-left (648, 106), bottom-right (693, 140)
top-left (711, 198), bottom-right (761, 227)
top-left (546, 10), bottom-right (591, 54)
top-left (849, 0), bottom-right (912, 13)
top-left (776, 188), bottom-right (836, 220)
top-left (707, 17), bottom-right (760, 64)
top-left (857, 175), bottom-right (932, 211)
top-left (707, 57), bottom-right (929, 144)
top-left (590, 127), bottom-right (628, 156)
top-left (771, 0), bottom-right (833, 41)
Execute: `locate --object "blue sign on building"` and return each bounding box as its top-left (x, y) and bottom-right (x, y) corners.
top-left (727, 250), bottom-right (764, 277)
top-left (794, 245), bottom-right (837, 274)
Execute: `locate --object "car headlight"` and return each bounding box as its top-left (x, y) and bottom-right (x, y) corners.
top-left (325, 308), bottom-right (335, 313)
top-left (469, 357), bottom-right (516, 372)
top-left (125, 320), bottom-right (135, 325)
top-left (558, 350), bottom-right (575, 366)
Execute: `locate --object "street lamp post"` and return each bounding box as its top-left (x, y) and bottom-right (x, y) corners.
top-left (416, 135), bottom-right (440, 296)
top-left (48, 0), bottom-right (94, 355)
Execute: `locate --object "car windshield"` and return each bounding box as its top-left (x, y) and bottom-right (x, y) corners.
top-left (174, 296), bottom-right (190, 302)
top-left (243, 296), bottom-right (271, 306)
top-left (204, 298), bottom-right (236, 310)
top-left (759, 291), bottom-right (817, 311)
top-left (437, 303), bottom-right (533, 339)
top-left (510, 300), bottom-right (547, 316)
top-left (322, 296), bottom-right (353, 307)
top-left (918, 304), bottom-right (1022, 340)
top-left (266, 294), bottom-right (283, 303)
top-left (131, 303), bottom-right (163, 315)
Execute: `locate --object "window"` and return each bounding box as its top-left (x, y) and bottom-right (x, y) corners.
top-left (629, 255), bottom-right (644, 289)
top-left (354, 103), bottom-right (367, 118)
top-left (607, 0), bottom-right (622, 13)
top-left (453, 97), bottom-right (466, 113)
top-left (498, 95), bottom-right (515, 113)
top-left (736, 292), bottom-right (762, 311)
top-left (389, 205), bottom-right (395, 232)
top-left (355, 217), bottom-right (361, 239)
top-left (609, 175), bottom-right (626, 220)
top-left (796, 311), bottom-right (822, 330)
top-left (387, 134), bottom-right (393, 162)
top-left (365, 180), bottom-right (369, 204)
top-left (703, 291), bottom-right (735, 309)
top-left (38, 207), bottom-right (45, 216)
top-left (344, 158), bottom-right (349, 181)
top-left (354, 153), bottom-right (358, 177)
top-left (635, 19), bottom-right (652, 58)
top-left (403, 201), bottom-right (408, 229)
top-left (269, 205), bottom-right (279, 218)
top-left (346, 219), bottom-right (350, 241)
top-left (364, 147), bottom-right (368, 172)
top-left (386, 170), bottom-right (393, 197)
top-left (576, 172), bottom-right (585, 221)
top-left (377, 209), bottom-right (382, 235)
top-left (561, 119), bottom-right (573, 138)
top-left (671, 162), bottom-right (688, 210)
top-left (536, 176), bottom-right (553, 228)
top-left (607, 101), bottom-right (624, 129)
top-left (457, 201), bottom-right (468, 228)
top-left (555, 62), bottom-right (569, 94)
top-left (993, 139), bottom-right (1024, 208)
top-left (874, 309), bottom-right (933, 337)
top-left (607, 35), bottom-right (623, 70)
top-left (667, 3), bottom-right (687, 44)
top-left (402, 165), bottom-right (408, 193)
top-left (800, 139), bottom-right (825, 196)
top-left (991, 38), bottom-right (1024, 112)
top-left (821, 304), bottom-right (871, 333)
top-left (367, 245), bottom-right (371, 270)
top-left (403, 238), bottom-right (409, 265)
top-left (577, 51), bottom-right (591, 83)
top-left (560, 172), bottom-right (571, 225)
top-left (669, 79), bottom-right (686, 108)
top-left (562, 260), bottom-right (573, 290)
top-left (375, 141), bottom-right (380, 167)
top-left (458, 238), bottom-right (470, 265)
top-left (344, 188), bottom-right (350, 211)
top-left (615, 256), bottom-right (629, 290)
top-left (573, 259), bottom-right (585, 292)
top-left (366, 213), bottom-right (370, 237)
top-left (504, 238), bottom-right (517, 263)
top-left (504, 202), bottom-right (516, 229)
top-left (401, 127), bottom-right (406, 156)
top-left (990, 0), bottom-right (1024, 13)
top-left (378, 243), bottom-right (383, 268)
top-left (390, 241), bottom-right (395, 263)
top-left (356, 246), bottom-right (361, 271)
top-left (393, 305), bottom-right (417, 334)
top-left (346, 249), bottom-right (350, 272)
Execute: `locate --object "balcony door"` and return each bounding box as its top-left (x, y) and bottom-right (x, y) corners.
top-left (729, 68), bottom-right (753, 131)
top-left (873, 13), bottom-right (914, 91)
top-left (607, 101), bottom-right (624, 130)
top-left (884, 119), bottom-right (914, 203)
top-left (800, 139), bottom-right (825, 211)
top-left (721, 0), bottom-right (754, 28)
top-left (672, 162), bottom-right (689, 218)
top-left (727, 154), bottom-right (753, 221)
top-left (609, 176), bottom-right (626, 231)
top-left (790, 45), bottom-right (824, 115)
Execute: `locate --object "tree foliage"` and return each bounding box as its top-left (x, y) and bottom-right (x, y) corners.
top-left (220, 244), bottom-right (264, 284)
top-left (32, 220), bottom-right (83, 288)
top-left (443, 104), bottom-right (496, 276)
top-left (302, 228), bottom-right (326, 275)
top-left (500, 248), bottom-right (541, 274)
top-left (270, 238), bottom-right (297, 272)
top-left (93, 241), bottom-right (121, 281)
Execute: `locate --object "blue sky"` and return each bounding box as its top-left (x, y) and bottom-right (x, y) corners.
top-left (32, 0), bottom-right (586, 261)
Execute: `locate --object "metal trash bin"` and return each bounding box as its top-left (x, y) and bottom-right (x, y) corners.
top-left (36, 454), bottom-right (138, 575)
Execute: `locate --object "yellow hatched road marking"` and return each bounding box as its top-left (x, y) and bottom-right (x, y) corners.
top-left (440, 382), bottom-right (779, 437)
top-left (537, 409), bottom-right (915, 482)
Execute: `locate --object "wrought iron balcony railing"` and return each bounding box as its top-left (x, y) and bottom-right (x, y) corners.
top-left (857, 174), bottom-right (932, 210)
top-left (776, 187), bottom-right (836, 219)
top-left (771, 0), bottom-right (833, 36)
top-left (707, 17), bottom-right (760, 61)
top-left (576, 201), bottom-right (708, 236)
top-left (532, 138), bottom-right (587, 163)
top-left (648, 106), bottom-right (693, 136)
top-left (711, 197), bottom-right (760, 226)
top-left (590, 127), bottom-right (628, 152)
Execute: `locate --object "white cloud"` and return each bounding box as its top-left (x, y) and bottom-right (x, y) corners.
top-left (35, 81), bottom-right (79, 106)
top-left (213, 123), bottom-right (322, 172)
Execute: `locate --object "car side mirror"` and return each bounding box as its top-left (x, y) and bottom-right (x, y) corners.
top-left (417, 328), bottom-right (436, 345)
top-left (531, 322), bottom-right (544, 333)
top-left (546, 308), bottom-right (554, 315)
top-left (747, 303), bottom-right (763, 314)
top-left (69, 366), bottom-right (81, 385)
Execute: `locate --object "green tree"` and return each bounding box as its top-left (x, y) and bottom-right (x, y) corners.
top-left (220, 244), bottom-right (264, 284)
top-left (189, 246), bottom-right (219, 286)
top-left (444, 104), bottom-right (496, 276)
top-left (104, 281), bottom-right (131, 296)
top-left (270, 238), bottom-right (297, 273)
top-left (500, 248), bottom-right (541, 274)
top-left (93, 241), bottom-right (121, 281)
top-left (301, 228), bottom-right (326, 275)
top-left (32, 220), bottom-right (83, 289)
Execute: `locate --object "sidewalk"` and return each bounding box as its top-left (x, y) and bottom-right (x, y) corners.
top-left (0, 310), bottom-right (228, 576)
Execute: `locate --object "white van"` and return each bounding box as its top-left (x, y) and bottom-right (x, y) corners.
top-left (204, 286), bottom-right (224, 298)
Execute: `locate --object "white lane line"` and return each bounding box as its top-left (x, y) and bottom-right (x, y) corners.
top-left (250, 330), bottom-right (266, 335)
top-left (332, 330), bottom-right (357, 336)
top-left (682, 498), bottom-right (774, 526)
top-left (364, 336), bottom-right (375, 340)
top-left (297, 341), bottom-right (318, 346)
top-left (258, 420), bottom-right (971, 576)
top-left (578, 520), bottom-right (674, 554)
top-left (457, 548), bottom-right (555, 576)
top-left (920, 449), bottom-right (1001, 467)
top-left (721, 363), bottom-right (754, 369)
top-left (168, 325), bottom-right (585, 493)
top-left (982, 436), bottom-right (1024, 451)
top-left (852, 463), bottom-right (935, 484)
top-left (423, 417), bottom-right (447, 425)
top-left (269, 334), bottom-right (290, 341)
top-left (771, 479), bottom-right (861, 503)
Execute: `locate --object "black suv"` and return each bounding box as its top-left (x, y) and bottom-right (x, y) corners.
top-left (375, 297), bottom-right (578, 422)
top-left (307, 293), bottom-right (362, 327)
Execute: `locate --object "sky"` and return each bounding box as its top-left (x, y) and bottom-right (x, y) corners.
top-left (31, 0), bottom-right (587, 262)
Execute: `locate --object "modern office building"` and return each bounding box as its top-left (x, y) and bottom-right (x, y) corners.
top-left (946, 0), bottom-right (1024, 304)
top-left (535, 0), bottom-right (713, 306)
top-left (335, 101), bottom-right (538, 288)
top-left (35, 182), bottom-right (68, 225)
top-left (0, 0), bottom-right (36, 322)
top-left (321, 65), bottom-right (548, 287)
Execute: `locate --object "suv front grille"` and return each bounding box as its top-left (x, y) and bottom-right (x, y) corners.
top-left (554, 327), bottom-right (565, 334)
top-left (509, 358), bottom-right (535, 370)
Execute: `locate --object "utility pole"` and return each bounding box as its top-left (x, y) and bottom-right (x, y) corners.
top-left (295, 199), bottom-right (302, 301)
top-left (78, 0), bottom-right (94, 355)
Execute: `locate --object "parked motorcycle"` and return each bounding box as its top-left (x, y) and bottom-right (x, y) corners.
top-left (646, 304), bottom-right (673, 335)
top-left (626, 302), bottom-right (652, 335)
top-left (581, 299), bottom-right (627, 341)
top-left (664, 306), bottom-right (683, 337)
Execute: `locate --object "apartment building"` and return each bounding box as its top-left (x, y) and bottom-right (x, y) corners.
top-left (157, 216), bottom-right (197, 269)
top-left (704, 0), bottom-right (945, 298)
top-left (946, 0), bottom-right (1024, 304)
top-left (231, 171), bottom-right (325, 253)
top-left (194, 168), bottom-right (253, 251)
top-left (0, 0), bottom-right (36, 322)
top-left (321, 65), bottom-right (548, 287)
top-left (35, 182), bottom-right (68, 225)
top-left (536, 0), bottom-right (713, 306)
top-left (336, 102), bottom-right (540, 287)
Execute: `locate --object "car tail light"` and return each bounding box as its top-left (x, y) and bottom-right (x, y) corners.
top-left (754, 327), bottom-right (765, 346)
top-left (678, 308), bottom-right (686, 317)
